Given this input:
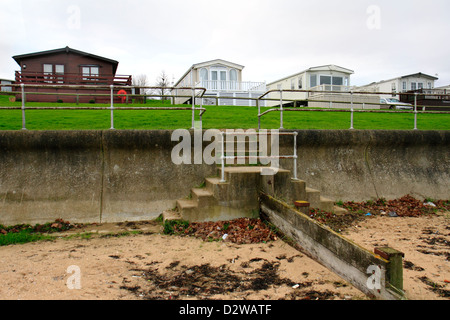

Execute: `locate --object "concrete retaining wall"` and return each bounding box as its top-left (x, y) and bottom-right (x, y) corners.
top-left (0, 130), bottom-right (215, 225)
top-left (279, 130), bottom-right (450, 202)
top-left (0, 129), bottom-right (448, 225)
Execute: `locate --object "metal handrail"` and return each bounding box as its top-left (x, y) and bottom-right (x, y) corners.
top-left (0, 83), bottom-right (207, 130)
top-left (1, 83), bottom-right (449, 131)
top-left (255, 88), bottom-right (450, 130)
top-left (219, 131), bottom-right (299, 183)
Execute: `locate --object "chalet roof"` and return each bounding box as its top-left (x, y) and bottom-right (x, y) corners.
top-left (12, 46), bottom-right (119, 74)
top-left (174, 59), bottom-right (245, 87)
top-left (359, 72), bottom-right (439, 88)
top-left (192, 59), bottom-right (245, 70)
top-left (267, 64), bottom-right (354, 86)
top-left (400, 72), bottom-right (438, 80)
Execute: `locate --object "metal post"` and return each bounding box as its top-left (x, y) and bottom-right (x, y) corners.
top-left (279, 89), bottom-right (284, 129)
top-left (199, 94), bottom-right (203, 125)
top-left (220, 132), bottom-right (226, 183)
top-left (110, 85), bottom-right (114, 130)
top-left (191, 88), bottom-right (195, 129)
top-left (350, 91), bottom-right (354, 130)
top-left (293, 132), bottom-right (298, 180)
top-left (257, 99), bottom-right (261, 130)
top-left (21, 83), bottom-right (26, 130)
top-left (414, 93), bottom-right (418, 130)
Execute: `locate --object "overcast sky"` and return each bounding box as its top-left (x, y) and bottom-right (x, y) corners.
top-left (1, 0), bottom-right (449, 87)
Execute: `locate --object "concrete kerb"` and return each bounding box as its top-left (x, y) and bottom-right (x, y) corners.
top-left (259, 192), bottom-right (406, 300)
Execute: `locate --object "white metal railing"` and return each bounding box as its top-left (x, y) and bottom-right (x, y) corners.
top-left (1, 84), bottom-right (449, 132)
top-left (256, 89), bottom-right (450, 131)
top-left (309, 84), bottom-right (356, 97)
top-left (196, 80), bottom-right (266, 93)
top-left (219, 131), bottom-right (298, 183)
top-left (0, 83), bottom-right (207, 130)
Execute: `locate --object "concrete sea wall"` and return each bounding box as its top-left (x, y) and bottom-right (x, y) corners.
top-left (279, 130), bottom-right (449, 202)
top-left (0, 129), bottom-right (448, 225)
top-left (0, 130), bottom-right (215, 225)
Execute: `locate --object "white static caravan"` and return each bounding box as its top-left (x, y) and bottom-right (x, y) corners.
top-left (357, 72), bottom-right (439, 99)
top-left (172, 59), bottom-right (266, 106)
top-left (266, 65), bottom-right (379, 109)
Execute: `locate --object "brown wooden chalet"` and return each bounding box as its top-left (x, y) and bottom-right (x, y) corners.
top-left (13, 46), bottom-right (132, 103)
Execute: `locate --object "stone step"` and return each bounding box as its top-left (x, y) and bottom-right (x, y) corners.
top-left (305, 187), bottom-right (340, 213)
top-left (333, 206), bottom-right (348, 216)
top-left (205, 177), bottom-right (223, 189)
top-left (205, 177), bottom-right (229, 201)
top-left (216, 166), bottom-right (290, 182)
top-left (191, 188), bottom-right (216, 207)
top-left (319, 196), bottom-right (334, 212)
top-left (162, 210), bottom-right (182, 222)
top-left (178, 166), bottom-right (344, 222)
top-left (176, 199), bottom-right (198, 220)
top-left (220, 166), bottom-right (290, 174)
top-left (305, 187), bottom-right (321, 207)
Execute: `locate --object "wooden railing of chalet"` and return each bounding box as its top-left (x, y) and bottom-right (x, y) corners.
top-left (15, 71), bottom-right (132, 86)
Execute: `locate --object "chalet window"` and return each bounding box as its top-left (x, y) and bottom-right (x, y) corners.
top-left (230, 69), bottom-right (237, 90)
top-left (230, 69), bottom-right (237, 81)
top-left (418, 83), bottom-right (423, 90)
top-left (320, 75), bottom-right (331, 85)
top-left (319, 76), bottom-right (344, 86)
top-left (43, 64), bottom-right (64, 83)
top-left (403, 81), bottom-right (407, 91)
top-left (55, 65), bottom-right (64, 83)
top-left (200, 68), bottom-right (208, 82)
top-left (332, 77), bottom-right (343, 86)
top-left (220, 71), bottom-right (227, 90)
top-left (310, 75), bottom-right (317, 88)
top-left (211, 71), bottom-right (218, 90)
top-left (82, 66), bottom-right (100, 81)
top-left (411, 82), bottom-right (417, 91)
top-left (43, 64), bottom-right (53, 83)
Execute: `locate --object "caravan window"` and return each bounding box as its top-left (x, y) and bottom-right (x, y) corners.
top-left (310, 75), bottom-right (317, 87)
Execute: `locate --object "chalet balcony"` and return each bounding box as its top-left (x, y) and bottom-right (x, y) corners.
top-left (13, 71), bottom-right (133, 103)
top-left (196, 80), bottom-right (266, 93)
top-left (15, 71), bottom-right (132, 86)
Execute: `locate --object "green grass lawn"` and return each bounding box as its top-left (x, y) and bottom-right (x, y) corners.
top-left (1, 95), bottom-right (449, 131)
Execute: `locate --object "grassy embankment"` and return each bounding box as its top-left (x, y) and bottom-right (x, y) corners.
top-left (0, 95), bottom-right (449, 130)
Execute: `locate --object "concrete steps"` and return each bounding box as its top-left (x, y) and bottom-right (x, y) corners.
top-left (162, 209), bottom-right (182, 222)
top-left (176, 166), bottom-right (346, 222)
top-left (306, 186), bottom-right (347, 214)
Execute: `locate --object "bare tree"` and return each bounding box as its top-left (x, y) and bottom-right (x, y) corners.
top-left (132, 74), bottom-right (149, 102)
top-left (132, 74), bottom-right (149, 96)
top-left (155, 70), bottom-right (171, 101)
